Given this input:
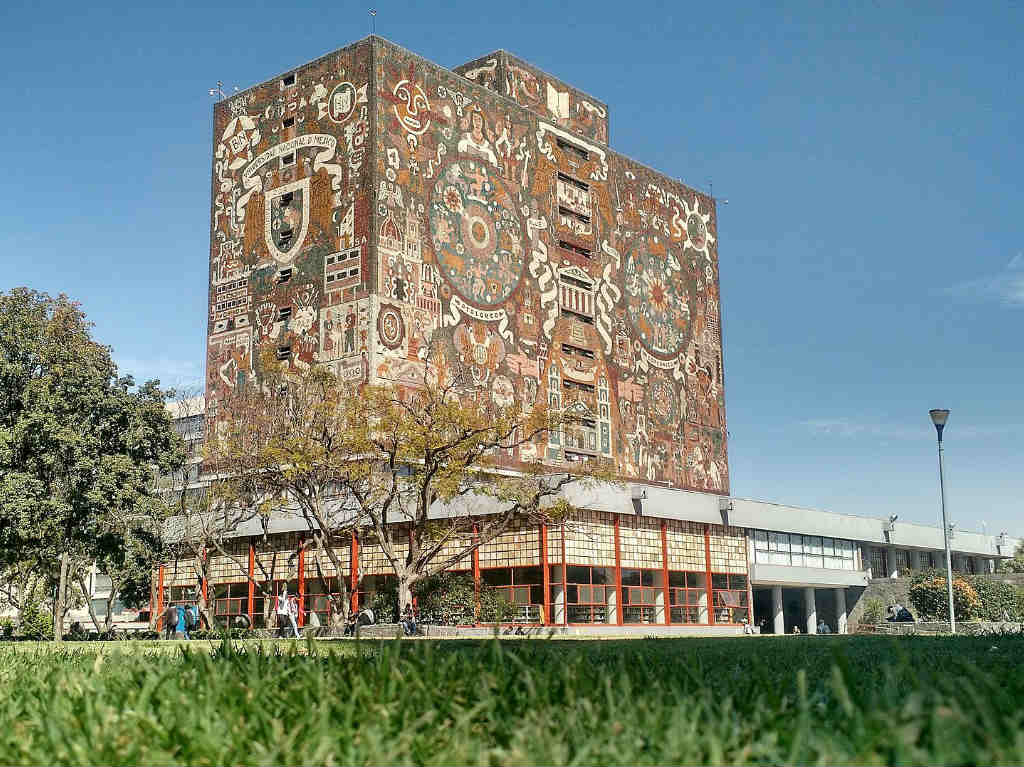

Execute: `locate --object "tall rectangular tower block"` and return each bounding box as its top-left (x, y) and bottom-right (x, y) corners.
top-left (207, 36), bottom-right (728, 493)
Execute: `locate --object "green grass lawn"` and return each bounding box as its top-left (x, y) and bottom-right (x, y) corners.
top-left (1, 635), bottom-right (1022, 765)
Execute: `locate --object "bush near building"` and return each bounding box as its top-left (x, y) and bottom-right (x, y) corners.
top-left (365, 572), bottom-right (514, 626)
top-left (967, 577), bottom-right (1022, 621)
top-left (908, 569), bottom-right (1024, 622)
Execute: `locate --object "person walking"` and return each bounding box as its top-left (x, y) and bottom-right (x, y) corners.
top-left (275, 586), bottom-right (291, 638)
top-left (287, 594), bottom-right (300, 638)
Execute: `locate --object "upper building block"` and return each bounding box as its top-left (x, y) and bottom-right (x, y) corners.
top-left (454, 51), bottom-right (609, 144)
top-left (206, 36), bottom-right (725, 495)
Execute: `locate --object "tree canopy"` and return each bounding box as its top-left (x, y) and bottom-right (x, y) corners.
top-left (0, 288), bottom-right (184, 637)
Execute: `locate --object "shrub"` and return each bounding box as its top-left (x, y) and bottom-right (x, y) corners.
top-left (414, 573), bottom-right (513, 626)
top-left (908, 570), bottom-right (981, 620)
top-left (19, 599), bottom-right (53, 640)
top-left (967, 576), bottom-right (1021, 621)
top-left (861, 598), bottom-right (885, 625)
top-left (0, 618), bottom-right (13, 640)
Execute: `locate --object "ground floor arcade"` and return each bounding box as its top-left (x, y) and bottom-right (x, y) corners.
top-left (751, 586), bottom-right (851, 634)
top-left (156, 511), bottom-right (752, 631)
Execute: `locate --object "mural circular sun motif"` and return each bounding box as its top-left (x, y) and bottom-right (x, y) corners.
top-left (429, 160), bottom-right (526, 308)
top-left (623, 235), bottom-right (693, 359)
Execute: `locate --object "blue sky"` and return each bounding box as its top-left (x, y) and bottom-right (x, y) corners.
top-left (1, 0), bottom-right (1020, 533)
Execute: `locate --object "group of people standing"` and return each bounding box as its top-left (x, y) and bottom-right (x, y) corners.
top-left (160, 587), bottom-right (423, 638)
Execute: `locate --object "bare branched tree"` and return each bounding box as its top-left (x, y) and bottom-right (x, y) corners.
top-left (207, 347), bottom-right (614, 617)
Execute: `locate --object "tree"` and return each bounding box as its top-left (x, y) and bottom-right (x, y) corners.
top-left (0, 289), bottom-right (183, 639)
top-left (75, 495), bottom-right (165, 634)
top-left (157, 390), bottom-right (305, 632)
top-left (996, 540), bottom-right (1024, 574)
top-left (206, 348), bottom-right (611, 618)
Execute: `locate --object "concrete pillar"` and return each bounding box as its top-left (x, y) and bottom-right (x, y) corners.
top-left (551, 585), bottom-right (565, 624)
top-left (835, 588), bottom-right (847, 635)
top-left (884, 548), bottom-right (895, 578)
top-left (805, 587), bottom-right (817, 634)
top-left (771, 586), bottom-right (784, 635)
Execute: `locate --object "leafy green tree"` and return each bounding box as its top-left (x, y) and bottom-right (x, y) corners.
top-left (996, 541), bottom-right (1024, 573)
top-left (0, 289), bottom-right (183, 639)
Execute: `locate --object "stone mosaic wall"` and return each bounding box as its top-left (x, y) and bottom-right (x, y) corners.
top-left (618, 515), bottom-right (663, 569)
top-left (207, 39), bottom-right (375, 410)
top-left (563, 510), bottom-right (617, 566)
top-left (205, 35), bottom-right (728, 516)
top-left (479, 521), bottom-right (540, 567)
top-left (371, 38), bottom-right (727, 492)
top-left (207, 538), bottom-right (250, 583)
top-left (665, 519), bottom-right (709, 571)
top-left (306, 543), bottom-right (349, 583)
top-left (708, 524), bottom-right (747, 574)
top-left (165, 557), bottom-right (200, 588)
top-left (253, 532), bottom-right (300, 581)
top-left (453, 51), bottom-right (609, 144)
top-left (359, 526), bottom-right (410, 575)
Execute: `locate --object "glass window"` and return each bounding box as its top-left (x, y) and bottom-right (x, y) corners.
top-left (213, 582), bottom-right (248, 618)
top-left (711, 573), bottom-right (748, 624)
top-left (668, 570), bottom-right (706, 624)
top-left (622, 569), bottom-right (664, 624)
top-left (562, 565), bottom-right (614, 624)
top-left (483, 566), bottom-right (543, 623)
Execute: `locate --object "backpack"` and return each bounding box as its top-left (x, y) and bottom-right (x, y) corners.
top-left (185, 607), bottom-right (199, 631)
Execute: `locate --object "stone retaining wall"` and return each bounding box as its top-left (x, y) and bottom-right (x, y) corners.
top-left (863, 620), bottom-right (1023, 636)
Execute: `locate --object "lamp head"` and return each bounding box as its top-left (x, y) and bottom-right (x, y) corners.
top-left (929, 409), bottom-right (950, 440)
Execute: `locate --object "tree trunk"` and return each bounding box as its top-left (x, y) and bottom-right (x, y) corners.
top-left (103, 587), bottom-right (117, 634)
top-left (54, 552), bottom-right (70, 642)
top-left (397, 576), bottom-right (414, 625)
top-left (77, 573), bottom-right (103, 634)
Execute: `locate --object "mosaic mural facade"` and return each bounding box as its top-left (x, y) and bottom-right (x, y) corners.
top-left (207, 36), bottom-right (728, 495)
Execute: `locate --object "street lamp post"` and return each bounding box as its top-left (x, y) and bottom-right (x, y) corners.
top-left (929, 408), bottom-right (956, 634)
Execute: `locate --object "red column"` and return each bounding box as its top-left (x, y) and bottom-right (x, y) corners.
top-left (247, 539), bottom-right (255, 619)
top-left (200, 546), bottom-right (208, 607)
top-left (560, 521), bottom-right (568, 627)
top-left (540, 523), bottom-right (550, 625)
top-left (704, 524), bottom-right (714, 625)
top-left (614, 515), bottom-right (623, 626)
top-left (350, 532), bottom-right (359, 613)
top-left (297, 539), bottom-right (306, 627)
top-left (661, 520), bottom-right (671, 625)
top-left (472, 524), bottom-right (481, 626)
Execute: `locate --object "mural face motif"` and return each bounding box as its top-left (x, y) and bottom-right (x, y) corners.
top-left (430, 160), bottom-right (526, 307)
top-left (392, 80), bottom-right (430, 135)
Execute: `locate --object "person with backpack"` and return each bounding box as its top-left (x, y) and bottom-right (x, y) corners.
top-left (183, 603), bottom-right (199, 640)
